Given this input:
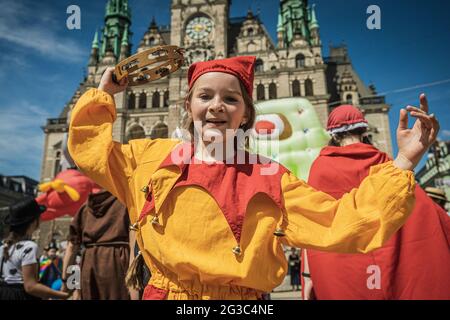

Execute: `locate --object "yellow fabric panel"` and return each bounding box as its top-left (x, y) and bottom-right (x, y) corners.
top-left (280, 163), bottom-right (416, 253)
top-left (68, 88), bottom-right (179, 219)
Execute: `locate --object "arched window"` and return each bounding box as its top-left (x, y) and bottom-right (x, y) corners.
top-left (255, 59), bottom-right (264, 72)
top-left (346, 94), bottom-right (353, 105)
top-left (247, 28), bottom-right (254, 36)
top-left (149, 37), bottom-right (155, 46)
top-left (305, 79), bottom-right (314, 96)
top-left (150, 123), bottom-right (168, 139)
top-left (292, 80), bottom-right (301, 97)
top-left (54, 151), bottom-right (61, 176)
top-left (247, 42), bottom-right (257, 52)
top-left (127, 125), bottom-right (146, 142)
top-left (295, 54), bottom-right (305, 68)
top-left (128, 93), bottom-right (135, 109)
top-left (269, 83), bottom-right (277, 99)
top-left (271, 66), bottom-right (276, 71)
top-left (152, 91), bottom-right (160, 108)
top-left (139, 92), bottom-right (147, 109)
top-left (163, 91), bottom-right (169, 107)
top-left (256, 84), bottom-right (265, 100)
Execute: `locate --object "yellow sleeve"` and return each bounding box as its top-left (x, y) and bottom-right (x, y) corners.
top-left (280, 161), bottom-right (416, 253)
top-left (67, 88), bottom-right (176, 205)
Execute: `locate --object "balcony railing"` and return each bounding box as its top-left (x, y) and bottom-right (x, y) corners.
top-left (46, 118), bottom-right (67, 125)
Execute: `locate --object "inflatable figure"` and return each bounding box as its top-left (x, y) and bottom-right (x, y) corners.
top-left (250, 98), bottom-right (330, 180)
top-left (36, 169), bottom-right (100, 221)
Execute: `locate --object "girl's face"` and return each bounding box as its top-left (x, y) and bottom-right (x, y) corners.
top-left (186, 72), bottom-right (247, 143)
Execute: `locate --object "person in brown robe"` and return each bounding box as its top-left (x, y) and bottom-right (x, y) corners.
top-left (61, 190), bottom-right (131, 299)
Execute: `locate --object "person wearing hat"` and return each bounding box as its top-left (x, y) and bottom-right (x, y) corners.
top-left (425, 187), bottom-right (448, 211)
top-left (0, 198), bottom-right (69, 300)
top-left (301, 104), bottom-right (450, 300)
top-left (67, 56), bottom-right (439, 300)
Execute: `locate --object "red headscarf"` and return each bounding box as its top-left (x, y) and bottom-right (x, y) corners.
top-left (327, 105), bottom-right (368, 134)
top-left (187, 56), bottom-right (256, 97)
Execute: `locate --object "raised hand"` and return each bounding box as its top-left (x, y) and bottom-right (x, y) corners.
top-left (98, 67), bottom-right (128, 96)
top-left (393, 94), bottom-right (440, 171)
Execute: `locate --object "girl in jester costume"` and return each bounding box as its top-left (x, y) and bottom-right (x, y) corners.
top-left (68, 56), bottom-right (439, 300)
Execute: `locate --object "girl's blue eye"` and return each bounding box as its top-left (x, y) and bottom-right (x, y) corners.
top-left (225, 97), bottom-right (238, 103)
top-left (200, 95), bottom-right (210, 100)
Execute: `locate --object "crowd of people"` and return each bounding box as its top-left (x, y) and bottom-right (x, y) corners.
top-left (0, 55), bottom-right (448, 300)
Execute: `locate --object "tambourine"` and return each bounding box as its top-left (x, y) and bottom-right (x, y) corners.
top-left (112, 45), bottom-right (185, 86)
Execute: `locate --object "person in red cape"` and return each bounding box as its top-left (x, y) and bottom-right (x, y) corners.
top-left (301, 104), bottom-right (450, 300)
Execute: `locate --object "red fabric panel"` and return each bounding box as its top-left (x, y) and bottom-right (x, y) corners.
top-left (306, 143), bottom-right (450, 300)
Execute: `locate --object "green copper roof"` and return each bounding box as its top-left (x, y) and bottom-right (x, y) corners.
top-left (92, 30), bottom-right (99, 49)
top-left (121, 26), bottom-right (129, 46)
top-left (309, 4), bottom-right (319, 29)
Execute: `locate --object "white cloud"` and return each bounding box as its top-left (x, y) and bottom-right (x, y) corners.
top-left (0, 100), bottom-right (50, 179)
top-left (442, 130), bottom-right (450, 138)
top-left (0, 0), bottom-right (85, 63)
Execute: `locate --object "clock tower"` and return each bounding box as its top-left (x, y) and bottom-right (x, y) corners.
top-left (170, 0), bottom-right (230, 65)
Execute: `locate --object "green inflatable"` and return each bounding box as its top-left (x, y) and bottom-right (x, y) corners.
top-left (249, 98), bottom-right (330, 181)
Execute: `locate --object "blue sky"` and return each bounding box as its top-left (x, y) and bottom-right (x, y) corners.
top-left (0, 0), bottom-right (449, 181)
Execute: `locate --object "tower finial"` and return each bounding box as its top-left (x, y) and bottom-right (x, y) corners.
top-left (309, 4), bottom-right (319, 29)
top-left (121, 26), bottom-right (129, 46)
top-left (92, 29), bottom-right (99, 49)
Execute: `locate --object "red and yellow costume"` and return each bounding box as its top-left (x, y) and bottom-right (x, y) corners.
top-left (68, 57), bottom-right (416, 300)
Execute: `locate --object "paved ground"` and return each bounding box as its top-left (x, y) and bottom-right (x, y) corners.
top-left (270, 274), bottom-right (302, 300)
top-left (270, 290), bottom-right (302, 300)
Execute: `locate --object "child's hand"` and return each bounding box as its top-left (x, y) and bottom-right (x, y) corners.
top-left (98, 67), bottom-right (128, 96)
top-left (393, 94), bottom-right (440, 171)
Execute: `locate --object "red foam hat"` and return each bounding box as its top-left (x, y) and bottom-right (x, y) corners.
top-left (327, 105), bottom-right (368, 134)
top-left (187, 56), bottom-right (256, 97)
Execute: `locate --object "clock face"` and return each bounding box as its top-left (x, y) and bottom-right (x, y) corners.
top-left (186, 17), bottom-right (213, 41)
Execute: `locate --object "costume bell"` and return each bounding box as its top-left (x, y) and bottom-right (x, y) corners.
top-left (68, 56), bottom-right (416, 300)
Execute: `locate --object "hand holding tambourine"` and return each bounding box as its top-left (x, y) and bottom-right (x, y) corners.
top-left (99, 45), bottom-right (184, 96)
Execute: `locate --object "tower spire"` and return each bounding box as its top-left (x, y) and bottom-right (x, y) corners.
top-left (100, 0), bottom-right (132, 59)
top-left (309, 4), bottom-right (319, 30)
top-left (88, 30), bottom-right (99, 66)
top-left (278, 0), bottom-right (312, 47)
top-left (92, 30), bottom-right (99, 49)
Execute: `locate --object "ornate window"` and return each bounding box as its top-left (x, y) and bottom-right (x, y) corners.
top-left (295, 54), bottom-right (305, 68)
top-left (292, 80), bottom-right (301, 97)
top-left (139, 92), bottom-right (147, 109)
top-left (269, 83), bottom-right (277, 99)
top-left (257, 84), bottom-right (265, 100)
top-left (54, 151), bottom-right (61, 176)
top-left (346, 94), bottom-right (353, 104)
top-left (255, 59), bottom-right (264, 72)
top-left (127, 125), bottom-right (146, 142)
top-left (128, 93), bottom-right (135, 109)
top-left (150, 123), bottom-right (168, 139)
top-left (152, 91), bottom-right (160, 108)
top-left (305, 79), bottom-right (314, 96)
top-left (163, 91), bottom-right (169, 107)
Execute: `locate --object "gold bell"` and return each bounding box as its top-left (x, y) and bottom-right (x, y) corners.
top-left (273, 228), bottom-right (286, 237)
top-left (129, 222), bottom-right (139, 231)
top-left (140, 186), bottom-right (149, 193)
top-left (232, 245), bottom-right (242, 256)
top-left (151, 215), bottom-right (161, 226)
